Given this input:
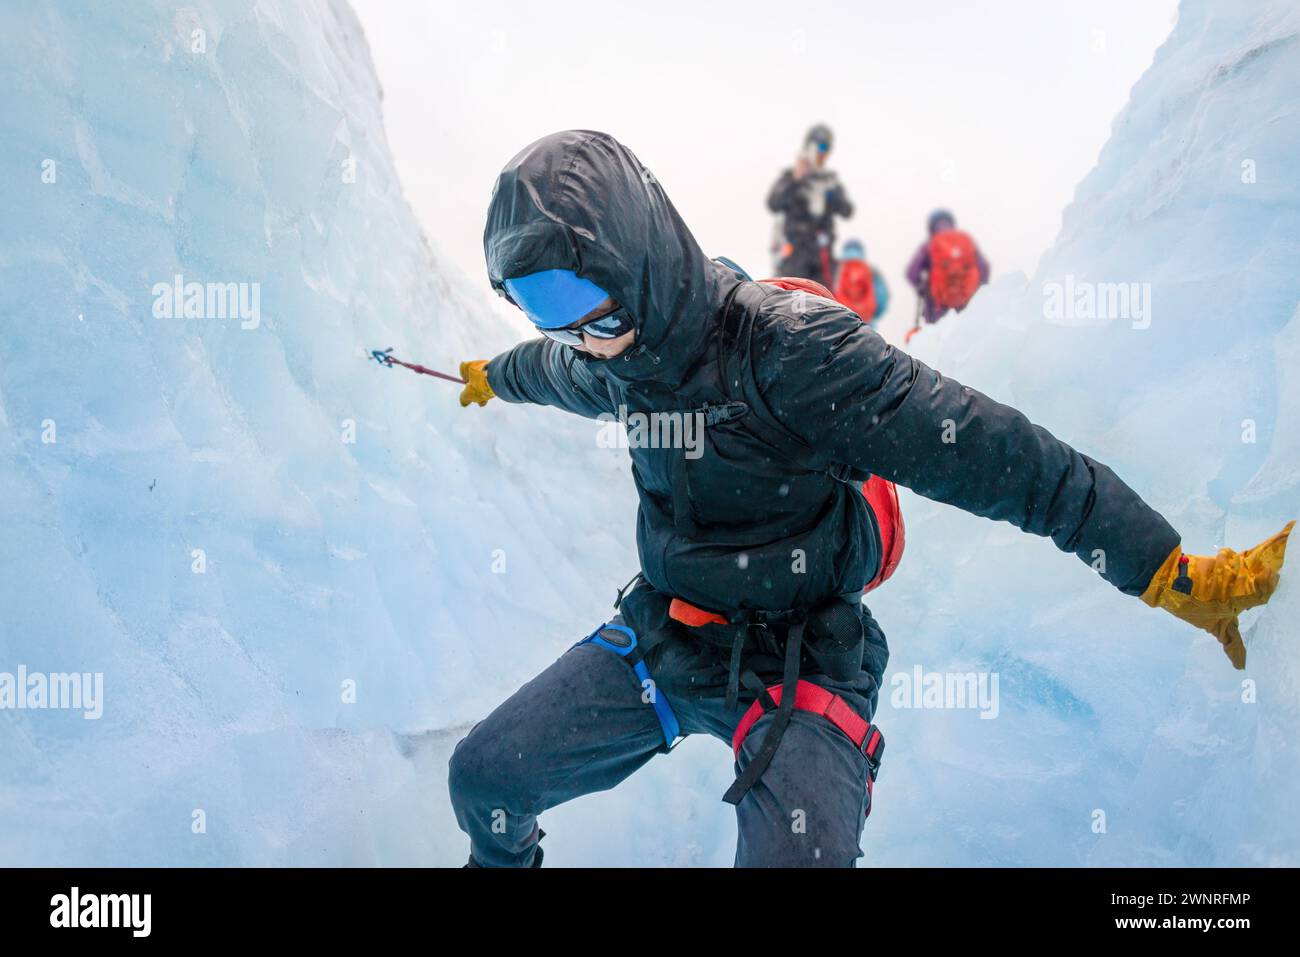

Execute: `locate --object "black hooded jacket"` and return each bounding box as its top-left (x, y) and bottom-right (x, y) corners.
top-left (483, 131), bottom-right (1179, 643)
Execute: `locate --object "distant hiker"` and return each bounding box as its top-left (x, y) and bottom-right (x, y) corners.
top-left (451, 129), bottom-right (1293, 868)
top-left (833, 238), bottom-right (888, 325)
top-left (905, 208), bottom-right (989, 326)
top-left (767, 124), bottom-right (853, 285)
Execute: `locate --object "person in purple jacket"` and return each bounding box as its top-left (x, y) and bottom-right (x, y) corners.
top-left (905, 209), bottom-right (990, 326)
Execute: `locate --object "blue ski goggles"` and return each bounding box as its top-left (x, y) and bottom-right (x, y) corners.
top-left (535, 311), bottom-right (635, 346)
top-left (502, 269), bottom-right (636, 346)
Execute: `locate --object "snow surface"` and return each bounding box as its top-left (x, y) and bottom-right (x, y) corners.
top-left (0, 0), bottom-right (1296, 866)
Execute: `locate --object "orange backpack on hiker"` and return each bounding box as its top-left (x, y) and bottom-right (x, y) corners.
top-left (757, 276), bottom-right (905, 592)
top-left (833, 259), bottom-right (878, 321)
top-left (927, 230), bottom-right (981, 310)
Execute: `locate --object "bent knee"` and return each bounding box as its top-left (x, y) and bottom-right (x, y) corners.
top-left (448, 728), bottom-right (497, 801)
top-left (447, 721), bottom-right (539, 809)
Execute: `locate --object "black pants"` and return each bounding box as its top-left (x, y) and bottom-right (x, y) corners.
top-left (448, 618), bottom-right (877, 867)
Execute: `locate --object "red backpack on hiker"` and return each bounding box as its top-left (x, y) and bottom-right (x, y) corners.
top-left (833, 258), bottom-right (878, 321)
top-left (927, 230), bottom-right (981, 310)
top-left (758, 276), bottom-right (905, 593)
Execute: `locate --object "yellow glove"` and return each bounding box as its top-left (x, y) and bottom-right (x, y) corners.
top-left (458, 360), bottom-right (495, 408)
top-left (1141, 521), bottom-right (1294, 669)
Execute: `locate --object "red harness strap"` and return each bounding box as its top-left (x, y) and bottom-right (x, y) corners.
top-left (671, 597), bottom-right (885, 768)
top-left (732, 679), bottom-right (882, 763)
top-left (670, 596), bottom-right (886, 809)
top-left (732, 679), bottom-right (884, 815)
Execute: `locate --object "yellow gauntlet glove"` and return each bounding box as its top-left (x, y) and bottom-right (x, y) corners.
top-left (1141, 521), bottom-right (1294, 669)
top-left (458, 360), bottom-right (495, 408)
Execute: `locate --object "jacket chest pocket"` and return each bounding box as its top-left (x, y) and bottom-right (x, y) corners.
top-left (675, 417), bottom-right (826, 538)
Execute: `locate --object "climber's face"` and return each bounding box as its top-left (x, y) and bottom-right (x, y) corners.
top-left (501, 269), bottom-right (638, 357)
top-left (569, 298), bottom-right (638, 358)
top-left (807, 137), bottom-right (831, 168)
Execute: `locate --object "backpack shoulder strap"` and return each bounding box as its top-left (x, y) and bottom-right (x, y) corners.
top-left (718, 281), bottom-right (871, 485)
top-left (717, 282), bottom-right (832, 472)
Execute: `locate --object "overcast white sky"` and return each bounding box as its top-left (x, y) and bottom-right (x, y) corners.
top-left (353, 0), bottom-right (1179, 341)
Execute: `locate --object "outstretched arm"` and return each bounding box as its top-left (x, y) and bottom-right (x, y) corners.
top-left (761, 297), bottom-right (1291, 666)
top-left (763, 298), bottom-right (1176, 593)
top-left (470, 338), bottom-right (615, 420)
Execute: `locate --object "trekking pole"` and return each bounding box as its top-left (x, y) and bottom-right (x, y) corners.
top-left (368, 347), bottom-right (466, 384)
top-left (904, 289), bottom-right (923, 345)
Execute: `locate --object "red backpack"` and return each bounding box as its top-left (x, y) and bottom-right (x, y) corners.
top-left (833, 259), bottom-right (877, 321)
top-left (755, 276), bottom-right (905, 593)
top-left (927, 230), bottom-right (981, 310)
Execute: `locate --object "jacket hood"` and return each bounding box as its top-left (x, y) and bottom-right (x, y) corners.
top-left (928, 208), bottom-right (955, 235)
top-left (484, 130), bottom-right (737, 387)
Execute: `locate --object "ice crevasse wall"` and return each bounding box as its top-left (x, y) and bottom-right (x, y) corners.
top-left (0, 0), bottom-right (1298, 866)
top-left (879, 0), bottom-right (1300, 866)
top-left (0, 0), bottom-right (637, 865)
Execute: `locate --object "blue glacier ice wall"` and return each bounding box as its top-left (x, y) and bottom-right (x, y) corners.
top-left (0, 0), bottom-right (638, 865)
top-left (870, 0), bottom-right (1300, 865)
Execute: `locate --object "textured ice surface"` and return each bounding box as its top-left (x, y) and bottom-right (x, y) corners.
top-left (0, 0), bottom-right (1296, 866)
top-left (0, 0), bottom-right (637, 866)
top-left (871, 0), bottom-right (1300, 866)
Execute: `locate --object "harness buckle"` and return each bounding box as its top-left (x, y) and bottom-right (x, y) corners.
top-left (861, 725), bottom-right (885, 780)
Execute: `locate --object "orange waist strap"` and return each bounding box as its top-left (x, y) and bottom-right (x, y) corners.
top-left (668, 598), bottom-right (729, 628)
